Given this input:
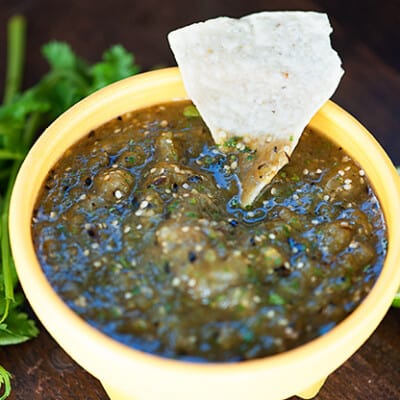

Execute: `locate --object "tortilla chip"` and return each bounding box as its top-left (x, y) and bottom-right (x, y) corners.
top-left (168, 11), bottom-right (343, 205)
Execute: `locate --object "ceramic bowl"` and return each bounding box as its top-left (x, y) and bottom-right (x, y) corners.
top-left (9, 67), bottom-right (400, 400)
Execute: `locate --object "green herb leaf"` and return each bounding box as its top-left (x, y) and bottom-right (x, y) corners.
top-left (392, 291), bottom-right (400, 308)
top-left (268, 292), bottom-right (285, 305)
top-left (42, 41), bottom-right (81, 71)
top-left (241, 329), bottom-right (254, 342)
top-left (183, 105), bottom-right (200, 118)
top-left (0, 365), bottom-right (11, 400)
top-left (90, 45), bottom-right (140, 92)
top-left (223, 136), bottom-right (242, 148)
top-left (0, 293), bottom-right (38, 345)
top-left (0, 150), bottom-right (23, 161)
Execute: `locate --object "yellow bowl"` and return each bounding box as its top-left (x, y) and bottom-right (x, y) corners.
top-left (9, 67), bottom-right (400, 400)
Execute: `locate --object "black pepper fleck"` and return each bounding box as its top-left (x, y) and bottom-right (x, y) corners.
top-left (153, 176), bottom-right (167, 186)
top-left (187, 175), bottom-right (202, 183)
top-left (274, 265), bottom-right (291, 277)
top-left (87, 228), bottom-right (97, 238)
top-left (164, 262), bottom-right (171, 274)
top-left (131, 196), bottom-right (140, 210)
top-left (188, 251), bottom-right (197, 263)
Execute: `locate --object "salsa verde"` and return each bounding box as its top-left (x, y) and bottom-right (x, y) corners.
top-left (32, 100), bottom-right (387, 361)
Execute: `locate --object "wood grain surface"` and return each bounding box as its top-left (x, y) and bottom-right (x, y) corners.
top-left (0, 1), bottom-right (399, 399)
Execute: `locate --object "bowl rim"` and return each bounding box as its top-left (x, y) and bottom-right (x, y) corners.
top-left (9, 67), bottom-right (400, 381)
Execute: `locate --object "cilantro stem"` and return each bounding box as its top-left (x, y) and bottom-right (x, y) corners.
top-left (0, 112), bottom-right (38, 325)
top-left (0, 366), bottom-right (11, 400)
top-left (0, 168), bottom-right (11, 181)
top-left (0, 150), bottom-right (24, 160)
top-left (3, 15), bottom-right (26, 105)
top-left (0, 113), bottom-right (43, 326)
top-left (0, 15), bottom-right (26, 324)
top-left (42, 69), bottom-right (90, 94)
top-left (22, 112), bottom-right (42, 151)
top-left (0, 163), bottom-right (19, 324)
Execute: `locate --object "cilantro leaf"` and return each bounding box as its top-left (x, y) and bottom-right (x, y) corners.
top-left (393, 291), bottom-right (400, 308)
top-left (0, 366), bottom-right (11, 400)
top-left (183, 105), bottom-right (200, 118)
top-left (42, 41), bottom-right (82, 71)
top-left (268, 292), bottom-right (286, 305)
top-left (90, 44), bottom-right (140, 92)
top-left (0, 294), bottom-right (38, 345)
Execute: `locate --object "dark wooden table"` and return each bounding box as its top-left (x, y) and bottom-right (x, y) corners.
top-left (0, 1), bottom-right (399, 399)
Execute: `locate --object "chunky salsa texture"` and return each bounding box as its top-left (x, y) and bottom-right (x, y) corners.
top-left (32, 100), bottom-right (387, 362)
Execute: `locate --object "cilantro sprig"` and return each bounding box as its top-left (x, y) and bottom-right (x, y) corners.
top-left (0, 15), bottom-right (139, 398)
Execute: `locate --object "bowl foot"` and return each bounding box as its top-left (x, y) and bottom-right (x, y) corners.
top-left (102, 377), bottom-right (328, 400)
top-left (102, 383), bottom-right (134, 400)
top-left (296, 377), bottom-right (327, 399)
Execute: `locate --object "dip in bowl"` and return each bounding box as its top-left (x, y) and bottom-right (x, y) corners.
top-left (9, 68), bottom-right (400, 400)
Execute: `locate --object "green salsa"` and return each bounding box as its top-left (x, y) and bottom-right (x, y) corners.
top-left (32, 100), bottom-right (387, 362)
